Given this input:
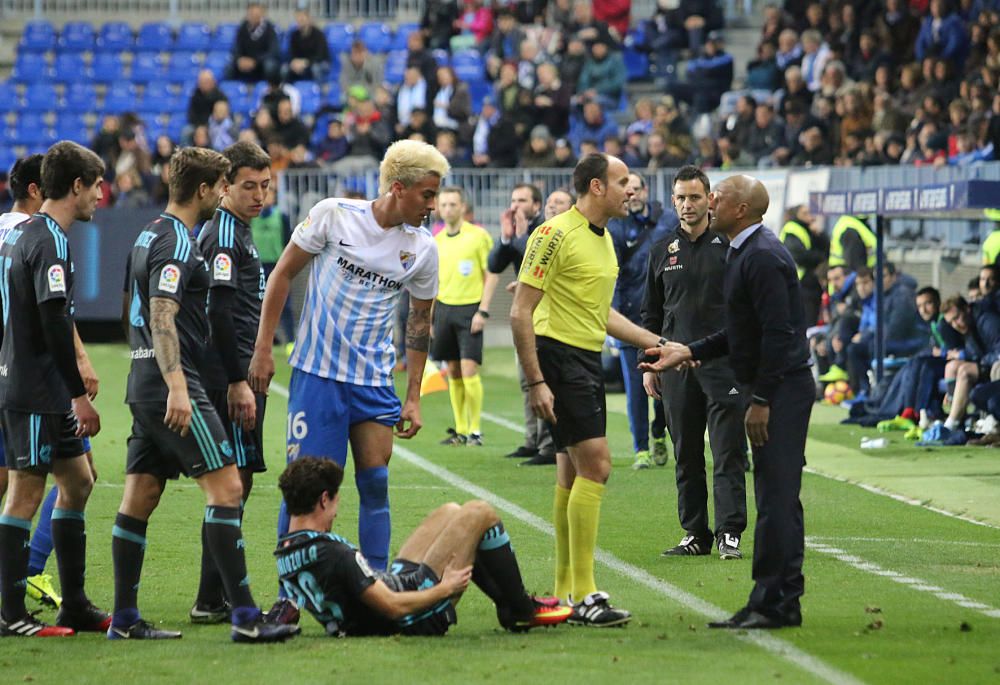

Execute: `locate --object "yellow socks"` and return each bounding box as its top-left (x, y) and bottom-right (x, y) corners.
top-left (463, 373), bottom-right (483, 435)
top-left (567, 477), bottom-right (605, 600)
top-left (448, 377), bottom-right (468, 435)
top-left (553, 485), bottom-right (572, 602)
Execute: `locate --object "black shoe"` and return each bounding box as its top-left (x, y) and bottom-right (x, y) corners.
top-left (520, 452), bottom-right (556, 466)
top-left (717, 533), bottom-right (742, 560)
top-left (736, 610), bottom-right (790, 629)
top-left (107, 619), bottom-right (182, 640)
top-left (708, 606), bottom-right (752, 629)
top-left (566, 591), bottom-right (631, 627)
top-left (467, 433), bottom-right (484, 446)
top-left (442, 433), bottom-right (468, 446)
top-left (1, 613), bottom-right (75, 637)
top-left (231, 613), bottom-right (301, 643)
top-left (189, 600), bottom-right (232, 624)
top-left (264, 598), bottom-right (300, 626)
top-left (439, 428), bottom-right (458, 445)
top-left (661, 535), bottom-right (712, 556)
top-left (56, 601), bottom-right (112, 632)
top-left (507, 446), bottom-right (537, 458)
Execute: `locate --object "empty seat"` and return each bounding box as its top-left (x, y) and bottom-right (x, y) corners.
top-left (131, 53), bottom-right (166, 82)
top-left (325, 82), bottom-right (342, 108)
top-left (61, 83), bottom-right (97, 112)
top-left (9, 114), bottom-right (49, 146)
top-left (167, 52), bottom-right (201, 82)
top-left (0, 82), bottom-right (18, 112)
top-left (135, 22), bottom-right (173, 52)
top-left (324, 23), bottom-right (355, 56)
top-left (357, 23), bottom-right (392, 53)
top-left (432, 49), bottom-right (449, 66)
top-left (623, 47), bottom-right (649, 81)
top-left (90, 52), bottom-right (125, 82)
top-left (56, 111), bottom-right (89, 130)
top-left (175, 23), bottom-right (211, 51)
top-left (390, 23), bottom-right (418, 51)
top-left (219, 80), bottom-right (251, 116)
top-left (58, 21), bottom-right (96, 53)
top-left (52, 53), bottom-right (88, 82)
top-left (295, 81), bottom-right (321, 115)
top-left (96, 22), bottom-right (133, 52)
top-left (19, 20), bottom-right (56, 53)
top-left (468, 79), bottom-right (490, 111)
top-left (12, 56), bottom-right (50, 82)
top-left (164, 114), bottom-right (186, 141)
top-left (204, 51), bottom-right (230, 77)
top-left (213, 23), bottom-right (239, 50)
top-left (103, 83), bottom-right (138, 113)
top-left (452, 50), bottom-right (483, 82)
top-left (54, 117), bottom-right (89, 144)
top-left (20, 83), bottom-right (59, 112)
top-left (383, 50), bottom-right (407, 84)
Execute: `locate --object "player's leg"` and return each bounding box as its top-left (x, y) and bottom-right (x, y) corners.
top-left (394, 502), bottom-right (462, 563)
top-left (564, 437), bottom-right (612, 601)
top-left (701, 370), bottom-right (749, 560)
top-left (25, 485), bottom-right (60, 607)
top-left (617, 345), bottom-right (652, 468)
top-left (0, 467), bottom-right (47, 628)
top-left (435, 304), bottom-right (467, 444)
top-left (457, 304), bottom-right (485, 444)
top-left (349, 418), bottom-right (394, 572)
top-left (553, 450), bottom-right (574, 602)
top-left (445, 360), bottom-right (467, 441)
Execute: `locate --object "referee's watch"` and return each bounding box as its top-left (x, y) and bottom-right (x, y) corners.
top-left (751, 396), bottom-right (769, 407)
top-left (477, 310), bottom-right (490, 318)
top-left (657, 337), bottom-right (668, 346)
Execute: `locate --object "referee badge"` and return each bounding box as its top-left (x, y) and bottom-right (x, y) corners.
top-left (399, 250), bottom-right (416, 270)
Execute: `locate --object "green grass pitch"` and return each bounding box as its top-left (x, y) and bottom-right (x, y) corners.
top-left (2, 345), bottom-right (999, 684)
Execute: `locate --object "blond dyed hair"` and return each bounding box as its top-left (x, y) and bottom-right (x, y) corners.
top-left (378, 139), bottom-right (451, 195)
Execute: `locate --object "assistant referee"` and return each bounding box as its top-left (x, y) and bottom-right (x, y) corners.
top-left (511, 153), bottom-right (666, 627)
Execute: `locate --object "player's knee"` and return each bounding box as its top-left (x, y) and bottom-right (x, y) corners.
top-left (433, 502), bottom-right (462, 519)
top-left (461, 499), bottom-right (498, 526)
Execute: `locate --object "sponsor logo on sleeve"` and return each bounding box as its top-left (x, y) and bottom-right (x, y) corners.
top-left (47, 264), bottom-right (66, 293)
top-left (213, 253), bottom-right (233, 281)
top-left (158, 264), bottom-right (181, 293)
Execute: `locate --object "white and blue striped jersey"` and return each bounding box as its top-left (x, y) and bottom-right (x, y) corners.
top-left (289, 198), bottom-right (438, 386)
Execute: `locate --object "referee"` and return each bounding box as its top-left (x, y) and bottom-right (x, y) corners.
top-left (511, 153), bottom-right (666, 626)
top-left (642, 175), bottom-right (812, 629)
top-left (642, 166), bottom-right (747, 560)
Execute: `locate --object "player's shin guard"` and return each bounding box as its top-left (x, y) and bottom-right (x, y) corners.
top-left (463, 374), bottom-right (483, 436)
top-left (203, 506), bottom-right (255, 612)
top-left (27, 487), bottom-right (58, 575)
top-left (567, 478), bottom-right (604, 600)
top-left (477, 522), bottom-right (532, 616)
top-left (51, 508), bottom-right (88, 608)
top-left (356, 467), bottom-right (390, 571)
top-left (111, 513), bottom-right (147, 627)
top-left (553, 485), bottom-right (571, 602)
top-left (0, 516), bottom-right (31, 621)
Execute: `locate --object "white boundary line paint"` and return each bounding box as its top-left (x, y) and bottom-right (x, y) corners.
top-left (273, 386), bottom-right (861, 684)
top-left (809, 536), bottom-right (1000, 549)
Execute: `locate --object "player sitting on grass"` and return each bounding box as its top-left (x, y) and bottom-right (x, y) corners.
top-left (276, 457), bottom-right (571, 636)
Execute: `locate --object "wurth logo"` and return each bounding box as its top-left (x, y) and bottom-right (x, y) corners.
top-left (533, 266), bottom-right (545, 278)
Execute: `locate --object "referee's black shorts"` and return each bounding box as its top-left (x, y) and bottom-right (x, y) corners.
top-left (207, 387), bottom-right (267, 473)
top-left (431, 301), bottom-right (483, 364)
top-left (536, 336), bottom-right (607, 451)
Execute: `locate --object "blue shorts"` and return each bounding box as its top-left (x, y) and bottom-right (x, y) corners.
top-left (0, 432), bottom-right (90, 468)
top-left (286, 368), bottom-right (401, 467)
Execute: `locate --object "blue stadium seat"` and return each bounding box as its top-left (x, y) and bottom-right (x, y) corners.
top-left (56, 111), bottom-right (89, 130)
top-left (468, 79), bottom-right (490, 111)
top-left (175, 23), bottom-right (211, 51)
top-left (623, 47), bottom-right (649, 81)
top-left (213, 23), bottom-right (239, 50)
top-left (61, 83), bottom-right (97, 112)
top-left (219, 81), bottom-right (251, 116)
top-left (0, 82), bottom-right (18, 112)
top-left (0, 150), bottom-right (17, 174)
top-left (96, 22), bottom-right (133, 52)
top-left (167, 52), bottom-right (201, 82)
top-left (135, 22), bottom-right (173, 52)
top-left (143, 81), bottom-right (186, 114)
top-left (384, 50), bottom-right (407, 85)
top-left (358, 23), bottom-right (392, 53)
top-left (131, 53), bottom-right (166, 82)
top-left (89, 52), bottom-right (125, 83)
top-left (12, 56), bottom-right (50, 82)
top-left (54, 116), bottom-right (89, 144)
top-left (390, 23), bottom-right (418, 51)
top-left (58, 21), bottom-right (96, 53)
top-left (432, 49), bottom-right (449, 66)
top-left (295, 81), bottom-right (321, 115)
top-left (20, 83), bottom-right (59, 112)
top-left (325, 82), bottom-right (342, 108)
top-left (164, 114), bottom-right (186, 141)
top-left (19, 20), bottom-right (56, 53)
top-left (205, 51), bottom-right (231, 78)
top-left (103, 83), bottom-right (138, 113)
top-left (324, 23), bottom-right (355, 56)
top-left (452, 50), bottom-right (483, 82)
top-left (52, 53), bottom-right (88, 82)
top-left (9, 114), bottom-right (48, 146)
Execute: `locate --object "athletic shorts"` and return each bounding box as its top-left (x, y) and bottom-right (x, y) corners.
top-left (207, 388), bottom-right (267, 473)
top-left (387, 559), bottom-right (457, 636)
top-left (536, 336), bottom-right (607, 452)
top-left (126, 387), bottom-right (234, 480)
top-left (0, 411), bottom-right (85, 473)
top-left (431, 302), bottom-right (483, 365)
top-left (0, 429), bottom-right (91, 469)
top-left (286, 367), bottom-right (401, 466)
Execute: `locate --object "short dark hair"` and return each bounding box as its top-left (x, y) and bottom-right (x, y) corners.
top-left (279, 457), bottom-right (345, 516)
top-left (916, 286), bottom-right (941, 307)
top-left (968, 276), bottom-right (982, 290)
top-left (438, 185), bottom-right (466, 202)
top-left (672, 165), bottom-right (710, 194)
top-left (41, 142), bottom-right (105, 201)
top-left (168, 147), bottom-right (230, 204)
top-left (942, 294), bottom-right (969, 313)
top-left (512, 182), bottom-right (542, 206)
top-left (981, 263), bottom-right (997, 275)
top-left (222, 141), bottom-right (270, 183)
top-left (9, 154), bottom-right (43, 202)
top-left (856, 266), bottom-right (874, 281)
top-left (573, 153), bottom-right (610, 196)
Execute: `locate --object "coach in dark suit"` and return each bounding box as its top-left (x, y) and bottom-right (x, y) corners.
top-left (641, 174), bottom-right (812, 629)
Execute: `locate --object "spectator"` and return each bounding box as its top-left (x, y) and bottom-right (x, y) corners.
top-left (819, 60), bottom-right (852, 98)
top-left (533, 62), bottom-right (572, 138)
top-left (494, 62), bottom-right (528, 121)
top-left (792, 125), bottom-right (834, 165)
top-left (916, 0), bottom-right (970, 70)
top-left (475, 97), bottom-right (521, 168)
top-left (434, 129), bottom-right (466, 166)
top-left (343, 97), bottom-right (390, 163)
top-left (839, 90), bottom-right (873, 155)
top-left (151, 134), bottom-right (175, 173)
top-left (192, 124), bottom-right (211, 148)
top-left (691, 135), bottom-right (721, 167)
top-left (849, 30), bottom-right (889, 83)
top-left (316, 118), bottom-right (349, 165)
top-left (644, 131), bottom-right (681, 170)
top-left (340, 40), bottom-right (384, 94)
top-left (454, 0), bottom-right (494, 48)
top-left (112, 169), bottom-right (150, 209)
top-left (284, 10), bottom-right (330, 82)
top-left (875, 0), bottom-right (921, 65)
top-left (568, 99), bottom-right (619, 155)
top-left (656, 0), bottom-right (722, 54)
top-left (552, 137), bottom-right (577, 167)
top-left (251, 107), bottom-right (276, 146)
top-left (593, 0), bottom-right (631, 37)
top-left (746, 42), bottom-right (783, 92)
top-left (676, 31), bottom-right (733, 114)
top-left (521, 125), bottom-right (559, 166)
top-left (759, 3), bottom-right (793, 48)
top-left (769, 101), bottom-right (812, 166)
top-left (558, 37), bottom-right (588, 91)
top-left (228, 1), bottom-right (280, 83)
top-left (746, 102), bottom-right (786, 164)
top-left (92, 114), bottom-right (121, 168)
top-left (273, 97), bottom-right (310, 152)
top-left (800, 29), bottom-right (832, 92)
top-left (421, 0), bottom-right (460, 51)
top-left (396, 66), bottom-right (429, 134)
top-left (517, 39), bottom-right (544, 91)
top-left (257, 78), bottom-right (302, 120)
top-left (577, 39), bottom-right (627, 107)
top-left (485, 9), bottom-right (526, 78)
top-left (432, 65), bottom-right (473, 144)
top-left (833, 3), bottom-right (861, 67)
top-left (402, 107), bottom-right (436, 141)
top-left (776, 65), bottom-right (814, 118)
top-left (798, 1), bottom-right (828, 35)
top-left (207, 99), bottom-right (238, 151)
top-left (723, 94), bottom-right (757, 150)
top-left (568, 0), bottom-right (617, 47)
top-left (406, 30), bottom-right (440, 98)
top-left (894, 62), bottom-right (925, 117)
top-left (775, 29), bottom-right (803, 70)
top-left (186, 69), bottom-right (226, 130)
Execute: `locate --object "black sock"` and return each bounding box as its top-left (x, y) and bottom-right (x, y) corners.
top-left (476, 522), bottom-right (532, 616)
top-left (0, 517), bottom-right (31, 622)
top-left (471, 560), bottom-right (504, 606)
top-left (195, 521), bottom-right (225, 607)
top-left (51, 508), bottom-right (88, 609)
top-left (111, 512), bottom-right (147, 627)
top-left (203, 506), bottom-right (255, 612)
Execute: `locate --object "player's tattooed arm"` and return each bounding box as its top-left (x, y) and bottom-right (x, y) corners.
top-left (405, 301), bottom-right (431, 352)
top-left (150, 297), bottom-right (182, 376)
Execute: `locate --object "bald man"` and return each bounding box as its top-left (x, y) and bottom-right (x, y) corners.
top-left (640, 175), bottom-right (812, 630)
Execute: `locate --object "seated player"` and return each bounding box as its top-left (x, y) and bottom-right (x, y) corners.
top-left (276, 457), bottom-right (571, 636)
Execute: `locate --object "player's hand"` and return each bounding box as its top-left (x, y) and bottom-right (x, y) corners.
top-left (78, 357), bottom-right (99, 400)
top-left (71, 394), bottom-right (101, 438)
top-left (529, 382), bottom-right (557, 424)
top-left (745, 403), bottom-right (770, 447)
top-left (228, 380), bottom-right (257, 430)
top-left (248, 348), bottom-right (275, 395)
top-left (470, 311), bottom-right (486, 335)
top-left (164, 388), bottom-right (193, 436)
top-left (439, 558), bottom-right (472, 597)
top-left (500, 209), bottom-right (515, 240)
top-left (395, 399), bottom-right (423, 439)
top-left (638, 342), bottom-right (693, 372)
top-left (642, 371), bottom-right (661, 399)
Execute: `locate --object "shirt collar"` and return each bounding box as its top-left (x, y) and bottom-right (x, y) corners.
top-left (728, 222), bottom-right (763, 250)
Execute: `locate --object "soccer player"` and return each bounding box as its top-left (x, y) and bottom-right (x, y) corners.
top-left (510, 153), bottom-right (668, 626)
top-left (111, 147), bottom-right (297, 643)
top-left (276, 457), bottom-right (571, 635)
top-left (190, 141), bottom-right (272, 623)
top-left (0, 142), bottom-right (108, 637)
top-left (249, 140), bottom-right (448, 573)
top-left (432, 187), bottom-right (495, 446)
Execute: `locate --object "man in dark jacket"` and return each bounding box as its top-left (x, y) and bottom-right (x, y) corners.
top-left (187, 70), bottom-right (227, 129)
top-left (227, 2), bottom-right (280, 83)
top-left (283, 10), bottom-right (330, 82)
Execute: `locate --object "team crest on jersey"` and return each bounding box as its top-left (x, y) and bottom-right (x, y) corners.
top-left (220, 440), bottom-right (233, 458)
top-left (47, 265), bottom-right (66, 293)
top-left (399, 250), bottom-right (416, 270)
top-left (213, 253), bottom-right (233, 281)
top-left (667, 239), bottom-right (680, 254)
top-left (158, 264), bottom-right (181, 293)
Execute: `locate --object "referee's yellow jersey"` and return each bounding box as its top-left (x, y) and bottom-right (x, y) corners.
top-left (518, 206), bottom-right (619, 352)
top-left (435, 222), bottom-right (494, 306)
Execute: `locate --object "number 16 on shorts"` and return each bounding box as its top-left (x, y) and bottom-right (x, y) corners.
top-left (286, 410), bottom-right (308, 462)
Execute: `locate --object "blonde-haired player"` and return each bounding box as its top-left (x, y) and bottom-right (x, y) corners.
top-left (250, 140), bottom-right (449, 585)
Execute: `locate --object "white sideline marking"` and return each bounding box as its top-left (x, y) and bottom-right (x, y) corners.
top-left (809, 536), bottom-right (1000, 549)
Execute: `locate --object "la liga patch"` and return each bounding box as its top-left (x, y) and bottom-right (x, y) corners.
top-left (213, 253), bottom-right (233, 281)
top-left (47, 264), bottom-right (66, 293)
top-left (158, 264), bottom-right (181, 293)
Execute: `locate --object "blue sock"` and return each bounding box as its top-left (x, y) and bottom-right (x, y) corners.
top-left (356, 466), bottom-right (390, 571)
top-left (27, 486), bottom-right (58, 576)
top-left (232, 606), bottom-right (261, 626)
